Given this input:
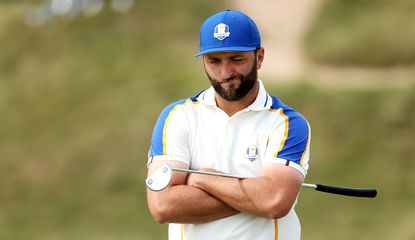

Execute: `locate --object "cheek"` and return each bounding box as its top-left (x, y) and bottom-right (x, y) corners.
top-left (205, 67), bottom-right (216, 79)
top-left (205, 65), bottom-right (222, 78)
top-left (204, 67), bottom-right (219, 82)
top-left (235, 64), bottom-right (253, 76)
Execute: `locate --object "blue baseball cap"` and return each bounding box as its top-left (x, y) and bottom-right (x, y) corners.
top-left (195, 10), bottom-right (261, 57)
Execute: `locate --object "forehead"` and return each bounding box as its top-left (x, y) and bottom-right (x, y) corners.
top-left (204, 51), bottom-right (255, 59)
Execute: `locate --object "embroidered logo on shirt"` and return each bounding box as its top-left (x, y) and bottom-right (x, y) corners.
top-left (245, 145), bottom-right (260, 162)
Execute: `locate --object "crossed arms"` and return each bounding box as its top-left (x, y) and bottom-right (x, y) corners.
top-left (146, 160), bottom-right (304, 224)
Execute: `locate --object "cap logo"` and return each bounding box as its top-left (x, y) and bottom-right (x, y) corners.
top-left (213, 23), bottom-right (230, 40)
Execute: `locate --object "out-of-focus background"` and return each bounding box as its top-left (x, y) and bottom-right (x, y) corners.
top-left (1, 0), bottom-right (414, 239)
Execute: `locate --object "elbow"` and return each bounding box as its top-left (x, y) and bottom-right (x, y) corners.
top-left (150, 209), bottom-right (168, 224)
top-left (150, 202), bottom-right (176, 224)
top-left (148, 198), bottom-right (175, 224)
top-left (152, 214), bottom-right (169, 224)
top-left (264, 199), bottom-right (294, 219)
top-left (264, 207), bottom-right (289, 219)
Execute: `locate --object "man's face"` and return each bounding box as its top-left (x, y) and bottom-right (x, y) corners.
top-left (203, 50), bottom-right (262, 101)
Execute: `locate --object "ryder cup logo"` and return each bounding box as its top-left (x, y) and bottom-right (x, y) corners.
top-left (213, 23), bottom-right (230, 40)
top-left (245, 145), bottom-right (260, 162)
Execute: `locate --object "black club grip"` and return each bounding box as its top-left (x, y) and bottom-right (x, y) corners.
top-left (315, 184), bottom-right (377, 198)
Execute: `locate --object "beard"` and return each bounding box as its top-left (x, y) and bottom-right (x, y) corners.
top-left (206, 60), bottom-right (258, 102)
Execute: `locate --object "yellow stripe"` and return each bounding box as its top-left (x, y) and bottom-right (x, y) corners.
top-left (181, 224), bottom-right (184, 240)
top-left (274, 108), bottom-right (289, 157)
top-left (299, 123), bottom-right (311, 166)
top-left (274, 219), bottom-right (278, 240)
top-left (162, 103), bottom-right (182, 155)
top-left (162, 100), bottom-right (198, 155)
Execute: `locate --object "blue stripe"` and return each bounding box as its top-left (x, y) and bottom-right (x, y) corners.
top-left (270, 95), bottom-right (283, 110)
top-left (190, 90), bottom-right (205, 102)
top-left (149, 99), bottom-right (187, 157)
top-left (263, 94), bottom-right (269, 107)
top-left (271, 96), bottom-right (309, 165)
top-left (149, 89), bottom-right (205, 158)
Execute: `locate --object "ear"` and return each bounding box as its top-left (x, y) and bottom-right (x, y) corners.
top-left (256, 47), bottom-right (265, 70)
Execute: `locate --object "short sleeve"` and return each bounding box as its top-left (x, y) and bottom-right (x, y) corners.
top-left (148, 99), bottom-right (191, 167)
top-left (263, 107), bottom-right (311, 176)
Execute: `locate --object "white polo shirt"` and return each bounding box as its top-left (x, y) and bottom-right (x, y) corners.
top-left (148, 80), bottom-right (311, 240)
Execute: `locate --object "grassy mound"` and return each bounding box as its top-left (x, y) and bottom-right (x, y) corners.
top-left (0, 1), bottom-right (220, 239)
top-left (306, 0), bottom-right (415, 66)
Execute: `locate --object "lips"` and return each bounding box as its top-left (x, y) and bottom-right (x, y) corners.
top-left (221, 76), bottom-right (240, 84)
top-left (221, 79), bottom-right (240, 88)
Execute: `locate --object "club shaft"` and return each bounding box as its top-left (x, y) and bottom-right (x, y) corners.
top-left (301, 183), bottom-right (317, 189)
top-left (172, 168), bottom-right (242, 179)
top-left (171, 167), bottom-right (377, 198)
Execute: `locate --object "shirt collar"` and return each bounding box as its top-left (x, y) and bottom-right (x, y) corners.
top-left (197, 80), bottom-right (272, 111)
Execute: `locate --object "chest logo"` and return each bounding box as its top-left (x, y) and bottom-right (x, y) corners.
top-left (245, 145), bottom-right (260, 162)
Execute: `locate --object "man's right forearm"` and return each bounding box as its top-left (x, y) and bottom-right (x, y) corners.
top-left (147, 184), bottom-right (239, 224)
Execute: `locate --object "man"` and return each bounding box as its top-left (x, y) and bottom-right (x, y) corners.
top-left (146, 10), bottom-right (310, 240)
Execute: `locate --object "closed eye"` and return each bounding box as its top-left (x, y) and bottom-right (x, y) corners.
top-left (207, 59), bottom-right (220, 64)
top-left (231, 57), bottom-right (244, 63)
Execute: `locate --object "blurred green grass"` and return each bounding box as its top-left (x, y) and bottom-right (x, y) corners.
top-left (270, 84), bottom-right (415, 239)
top-left (0, 1), bottom-right (220, 239)
top-left (306, 0), bottom-right (415, 66)
top-left (1, 1), bottom-right (415, 240)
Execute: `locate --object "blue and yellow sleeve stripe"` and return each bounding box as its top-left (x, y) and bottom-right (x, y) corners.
top-left (270, 96), bottom-right (310, 166)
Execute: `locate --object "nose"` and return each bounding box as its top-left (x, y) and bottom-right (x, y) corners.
top-left (220, 62), bottom-right (235, 80)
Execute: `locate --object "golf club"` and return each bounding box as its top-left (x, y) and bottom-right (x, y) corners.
top-left (146, 165), bottom-right (377, 198)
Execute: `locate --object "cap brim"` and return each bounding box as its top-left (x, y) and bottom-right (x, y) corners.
top-left (195, 46), bottom-right (257, 57)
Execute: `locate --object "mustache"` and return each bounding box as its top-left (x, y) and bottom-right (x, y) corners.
top-left (221, 75), bottom-right (241, 83)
